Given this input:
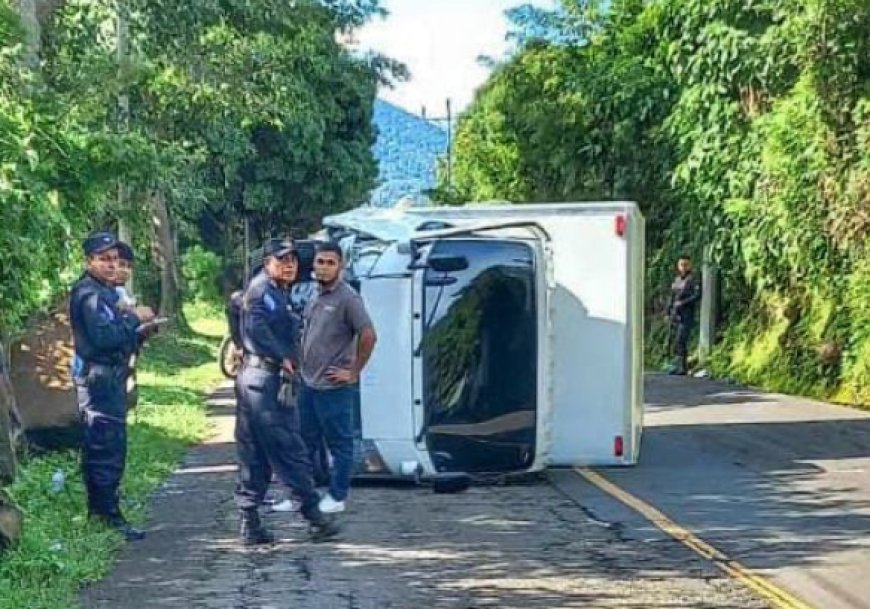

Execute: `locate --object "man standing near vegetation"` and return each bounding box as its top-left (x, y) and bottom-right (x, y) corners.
top-left (665, 255), bottom-right (701, 376)
top-left (70, 232), bottom-right (155, 541)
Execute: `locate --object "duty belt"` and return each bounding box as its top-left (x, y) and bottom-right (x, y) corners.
top-left (244, 354), bottom-right (281, 373)
top-left (73, 361), bottom-right (124, 383)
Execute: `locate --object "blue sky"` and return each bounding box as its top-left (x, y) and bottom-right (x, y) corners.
top-left (355, 0), bottom-right (550, 116)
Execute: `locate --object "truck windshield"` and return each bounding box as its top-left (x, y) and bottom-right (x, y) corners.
top-left (421, 238), bottom-right (537, 473)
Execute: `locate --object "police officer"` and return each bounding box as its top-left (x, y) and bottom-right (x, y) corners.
top-left (234, 238), bottom-right (339, 544)
top-left (665, 255), bottom-right (702, 375)
top-left (70, 232), bottom-right (154, 541)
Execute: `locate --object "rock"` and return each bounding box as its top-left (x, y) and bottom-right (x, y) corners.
top-left (817, 341), bottom-right (842, 366)
top-left (9, 309), bottom-right (80, 452)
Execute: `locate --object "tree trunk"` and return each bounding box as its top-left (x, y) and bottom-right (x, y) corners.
top-left (151, 190), bottom-right (184, 323)
top-left (15, 0), bottom-right (68, 69)
top-left (0, 340), bottom-right (19, 486)
top-left (0, 339), bottom-right (22, 549)
top-left (116, 2), bottom-right (134, 293)
top-left (14, 0), bottom-right (40, 70)
top-left (0, 493), bottom-right (22, 550)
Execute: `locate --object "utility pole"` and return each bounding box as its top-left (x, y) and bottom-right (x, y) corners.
top-left (446, 98), bottom-right (453, 189)
top-left (698, 251), bottom-right (718, 368)
top-left (422, 99), bottom-right (456, 191)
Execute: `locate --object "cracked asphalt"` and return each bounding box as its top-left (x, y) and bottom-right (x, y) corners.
top-left (81, 380), bottom-right (774, 609)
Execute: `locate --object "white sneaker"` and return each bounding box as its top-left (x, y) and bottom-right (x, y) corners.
top-left (269, 498), bottom-right (300, 513)
top-left (318, 493), bottom-right (346, 514)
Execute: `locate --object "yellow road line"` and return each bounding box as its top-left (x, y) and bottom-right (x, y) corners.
top-left (576, 467), bottom-right (817, 609)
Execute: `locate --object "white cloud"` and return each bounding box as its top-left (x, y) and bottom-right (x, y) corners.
top-left (356, 0), bottom-right (548, 115)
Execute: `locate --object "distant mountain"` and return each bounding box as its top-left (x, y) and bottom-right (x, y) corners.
top-left (370, 99), bottom-right (448, 207)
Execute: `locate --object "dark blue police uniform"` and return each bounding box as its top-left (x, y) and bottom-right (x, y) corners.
top-left (69, 232), bottom-right (143, 540)
top-left (234, 238), bottom-right (337, 544)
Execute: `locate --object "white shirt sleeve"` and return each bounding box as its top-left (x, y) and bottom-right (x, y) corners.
top-left (115, 287), bottom-right (137, 308)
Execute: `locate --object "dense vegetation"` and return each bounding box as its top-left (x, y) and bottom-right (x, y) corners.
top-left (0, 0), bottom-right (395, 332)
top-left (441, 0), bottom-right (869, 405)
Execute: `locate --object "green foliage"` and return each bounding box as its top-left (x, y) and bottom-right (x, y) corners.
top-left (0, 0), bottom-right (391, 333)
top-left (116, 0), bottom-right (389, 250)
top-left (0, 309), bottom-right (224, 609)
top-left (446, 0), bottom-right (869, 405)
top-left (182, 245), bottom-right (223, 304)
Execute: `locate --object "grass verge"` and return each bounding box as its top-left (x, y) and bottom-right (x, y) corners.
top-left (0, 304), bottom-right (225, 609)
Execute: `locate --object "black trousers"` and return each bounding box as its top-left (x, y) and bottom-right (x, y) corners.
top-left (673, 319), bottom-right (692, 358)
top-left (234, 364), bottom-right (320, 520)
top-left (75, 365), bottom-right (128, 518)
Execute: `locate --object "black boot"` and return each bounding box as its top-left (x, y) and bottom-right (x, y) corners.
top-left (90, 511), bottom-right (146, 542)
top-left (108, 514), bottom-right (146, 542)
top-left (306, 508), bottom-right (340, 543)
top-left (677, 355), bottom-right (688, 375)
top-left (240, 509), bottom-right (274, 546)
top-left (89, 489), bottom-right (146, 542)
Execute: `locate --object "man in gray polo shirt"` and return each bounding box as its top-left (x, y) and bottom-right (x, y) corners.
top-left (300, 242), bottom-right (377, 514)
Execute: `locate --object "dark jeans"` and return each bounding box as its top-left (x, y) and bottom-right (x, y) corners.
top-left (673, 321), bottom-right (691, 357)
top-left (234, 365), bottom-right (321, 520)
top-left (671, 314), bottom-right (695, 358)
top-left (299, 384), bottom-right (355, 502)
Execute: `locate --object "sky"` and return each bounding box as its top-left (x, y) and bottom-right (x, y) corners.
top-left (355, 0), bottom-right (550, 116)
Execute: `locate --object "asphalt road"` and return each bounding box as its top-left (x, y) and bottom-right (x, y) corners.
top-left (578, 374), bottom-right (870, 609)
top-left (82, 376), bottom-right (869, 608)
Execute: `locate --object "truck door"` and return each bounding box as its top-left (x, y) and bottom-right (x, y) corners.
top-left (414, 237), bottom-right (539, 473)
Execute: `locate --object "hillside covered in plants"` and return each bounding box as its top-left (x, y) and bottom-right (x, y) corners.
top-left (371, 99), bottom-right (447, 206)
top-left (441, 0), bottom-right (869, 405)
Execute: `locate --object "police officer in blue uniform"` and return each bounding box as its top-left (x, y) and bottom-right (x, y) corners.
top-left (235, 238), bottom-right (339, 544)
top-left (70, 232), bottom-right (154, 541)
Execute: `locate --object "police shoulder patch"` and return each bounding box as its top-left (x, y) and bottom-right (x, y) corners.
top-left (100, 302), bottom-right (116, 321)
top-left (263, 292), bottom-right (277, 312)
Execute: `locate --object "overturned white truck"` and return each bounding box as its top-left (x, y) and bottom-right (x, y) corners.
top-left (317, 202), bottom-right (644, 483)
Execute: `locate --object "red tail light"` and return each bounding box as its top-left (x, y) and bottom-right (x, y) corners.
top-left (614, 435), bottom-right (624, 457)
top-left (615, 214), bottom-right (627, 237)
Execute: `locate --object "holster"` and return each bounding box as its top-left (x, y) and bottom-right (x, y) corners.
top-left (278, 372), bottom-right (298, 409)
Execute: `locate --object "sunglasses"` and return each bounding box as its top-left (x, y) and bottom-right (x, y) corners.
top-left (314, 258), bottom-right (339, 266)
top-left (274, 253), bottom-right (297, 263)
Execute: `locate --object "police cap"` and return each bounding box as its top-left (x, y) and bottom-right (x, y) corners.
top-left (117, 241), bottom-right (135, 262)
top-left (262, 238), bottom-right (295, 260)
top-left (83, 231), bottom-right (120, 256)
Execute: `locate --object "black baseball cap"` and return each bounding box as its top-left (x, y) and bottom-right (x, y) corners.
top-left (117, 241), bottom-right (135, 262)
top-left (262, 238), bottom-right (295, 260)
top-left (83, 231), bottom-right (120, 256)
